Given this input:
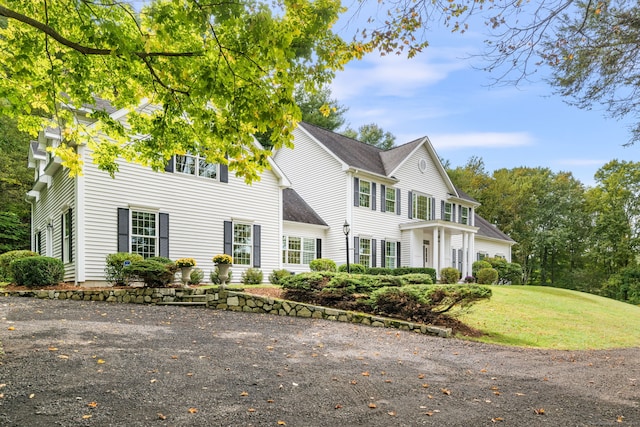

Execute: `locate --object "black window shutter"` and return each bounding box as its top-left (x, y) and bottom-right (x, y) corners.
top-left (164, 156), bottom-right (174, 173)
top-left (431, 197), bottom-right (436, 220)
top-left (37, 231), bottom-right (42, 255)
top-left (371, 239), bottom-right (377, 267)
top-left (458, 205), bottom-right (462, 224)
top-left (381, 240), bottom-right (386, 268)
top-left (316, 239), bottom-right (322, 259)
top-left (380, 185), bottom-right (386, 212)
top-left (159, 213), bottom-right (169, 258)
top-left (68, 208), bottom-right (73, 262)
top-left (117, 208), bottom-right (129, 253)
top-left (220, 163), bottom-right (228, 183)
top-left (60, 214), bottom-right (64, 261)
top-left (441, 200), bottom-right (445, 220)
top-left (396, 188), bottom-right (401, 215)
top-left (396, 242), bottom-right (401, 268)
top-left (452, 249), bottom-right (456, 267)
top-left (223, 221), bottom-right (233, 256)
top-left (353, 177), bottom-right (359, 207)
top-left (371, 183), bottom-right (377, 211)
top-left (469, 208), bottom-right (473, 225)
top-left (458, 249), bottom-right (463, 271)
top-left (408, 191), bottom-right (413, 219)
top-left (253, 224), bottom-right (261, 268)
top-left (353, 236), bottom-right (360, 264)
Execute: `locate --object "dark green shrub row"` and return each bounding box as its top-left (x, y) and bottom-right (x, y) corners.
top-left (366, 267), bottom-right (437, 283)
top-left (338, 263), bottom-right (366, 273)
top-left (122, 257), bottom-right (177, 287)
top-left (11, 256), bottom-right (64, 287)
top-left (0, 249), bottom-right (38, 282)
top-left (473, 258), bottom-right (523, 285)
top-left (603, 267), bottom-right (640, 305)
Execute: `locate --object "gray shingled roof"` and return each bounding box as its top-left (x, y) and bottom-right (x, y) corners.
top-left (283, 188), bottom-right (328, 226)
top-left (379, 137), bottom-right (424, 175)
top-left (474, 214), bottom-right (515, 242)
top-left (454, 186), bottom-right (478, 203)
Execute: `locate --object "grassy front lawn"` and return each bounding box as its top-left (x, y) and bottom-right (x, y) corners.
top-left (457, 286), bottom-right (640, 350)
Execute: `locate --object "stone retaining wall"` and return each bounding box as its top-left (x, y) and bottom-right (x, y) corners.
top-left (1, 287), bottom-right (451, 337)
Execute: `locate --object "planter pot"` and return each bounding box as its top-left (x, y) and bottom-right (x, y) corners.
top-left (180, 266), bottom-right (193, 287)
top-left (217, 263), bottom-right (231, 288)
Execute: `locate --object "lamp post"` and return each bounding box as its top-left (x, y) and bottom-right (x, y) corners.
top-left (343, 220), bottom-right (350, 273)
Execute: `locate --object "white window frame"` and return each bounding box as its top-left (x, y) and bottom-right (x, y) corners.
top-left (412, 192), bottom-right (430, 220)
top-left (62, 209), bottom-right (71, 263)
top-left (385, 241), bottom-right (397, 268)
top-left (385, 187), bottom-right (396, 213)
top-left (175, 153), bottom-right (218, 180)
top-left (233, 223), bottom-right (253, 266)
top-left (130, 210), bottom-right (158, 259)
top-left (477, 251), bottom-right (488, 261)
top-left (282, 236), bottom-right (316, 265)
top-left (359, 237), bottom-right (371, 267)
top-left (359, 180), bottom-right (371, 208)
top-left (444, 202), bottom-right (453, 221)
top-left (460, 206), bottom-right (469, 225)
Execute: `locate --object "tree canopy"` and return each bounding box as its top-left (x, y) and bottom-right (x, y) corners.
top-left (0, 0), bottom-right (366, 182)
top-left (343, 123), bottom-right (396, 150)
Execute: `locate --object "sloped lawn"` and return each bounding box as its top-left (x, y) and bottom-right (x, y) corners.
top-left (457, 285), bottom-right (640, 350)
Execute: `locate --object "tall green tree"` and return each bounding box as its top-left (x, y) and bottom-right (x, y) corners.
top-left (295, 86), bottom-right (348, 131)
top-left (343, 123), bottom-right (396, 149)
top-left (0, 1), bottom-right (364, 183)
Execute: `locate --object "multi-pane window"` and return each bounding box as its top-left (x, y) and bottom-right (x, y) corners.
top-left (385, 241), bottom-right (397, 268)
top-left (413, 193), bottom-right (430, 220)
top-left (233, 223), bottom-right (252, 265)
top-left (477, 252), bottom-right (488, 261)
top-left (36, 231), bottom-right (42, 255)
top-left (359, 180), bottom-right (371, 208)
top-left (461, 207), bottom-right (469, 225)
top-left (175, 154), bottom-right (218, 179)
top-left (63, 210), bottom-right (72, 263)
top-left (385, 187), bottom-right (396, 213)
top-left (359, 238), bottom-right (371, 267)
top-left (444, 202), bottom-right (453, 221)
top-left (282, 236), bottom-right (316, 265)
top-left (131, 211), bottom-right (157, 258)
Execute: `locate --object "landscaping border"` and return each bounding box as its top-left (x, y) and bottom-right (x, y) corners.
top-left (1, 287), bottom-right (451, 337)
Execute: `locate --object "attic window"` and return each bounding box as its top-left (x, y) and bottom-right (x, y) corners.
top-left (175, 154), bottom-right (218, 179)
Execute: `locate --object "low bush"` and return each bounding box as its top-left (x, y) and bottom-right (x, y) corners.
top-left (241, 268), bottom-right (263, 285)
top-left (189, 268), bottom-right (204, 286)
top-left (11, 256), bottom-right (64, 287)
top-left (309, 258), bottom-right (337, 272)
top-left (123, 259), bottom-right (175, 287)
top-left (366, 267), bottom-right (393, 275)
top-left (0, 250), bottom-right (38, 282)
top-left (269, 269), bottom-right (292, 285)
top-left (105, 252), bottom-right (145, 286)
top-left (440, 267), bottom-right (461, 284)
top-left (338, 263), bottom-right (366, 273)
top-left (210, 267), bottom-right (233, 284)
top-left (472, 261), bottom-right (492, 277)
top-left (464, 275), bottom-right (476, 283)
top-left (476, 267), bottom-right (498, 285)
top-left (394, 267), bottom-right (437, 284)
top-left (400, 273), bottom-right (433, 285)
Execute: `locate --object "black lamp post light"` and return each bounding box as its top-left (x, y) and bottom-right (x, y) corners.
top-left (343, 220), bottom-right (350, 273)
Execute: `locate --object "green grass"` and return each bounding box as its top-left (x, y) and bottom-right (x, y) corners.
top-left (456, 286), bottom-right (640, 350)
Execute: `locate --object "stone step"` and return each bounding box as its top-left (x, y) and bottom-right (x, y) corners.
top-left (179, 294), bottom-right (207, 299)
top-left (157, 301), bottom-right (208, 306)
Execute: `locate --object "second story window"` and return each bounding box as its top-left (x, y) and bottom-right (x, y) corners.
top-left (359, 180), bottom-right (371, 208)
top-left (413, 193), bottom-right (430, 220)
top-left (444, 202), bottom-right (453, 221)
top-left (461, 207), bottom-right (469, 225)
top-left (175, 154), bottom-right (218, 180)
top-left (385, 187), bottom-right (396, 213)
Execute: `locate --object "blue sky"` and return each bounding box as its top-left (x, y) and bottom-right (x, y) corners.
top-left (328, 10), bottom-right (637, 188)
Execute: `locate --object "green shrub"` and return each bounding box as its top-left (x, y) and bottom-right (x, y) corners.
top-left (501, 262), bottom-right (523, 285)
top-left (0, 249), bottom-right (38, 282)
top-left (189, 268), bottom-right (204, 285)
top-left (366, 267), bottom-right (393, 275)
top-left (309, 258), bottom-right (337, 272)
top-left (394, 267), bottom-right (437, 284)
top-left (439, 267), bottom-right (461, 284)
top-left (123, 259), bottom-right (175, 287)
top-left (476, 267), bottom-right (499, 284)
top-left (105, 252), bottom-right (145, 286)
top-left (603, 267), bottom-right (640, 304)
top-left (241, 268), bottom-right (263, 285)
top-left (399, 273), bottom-right (433, 285)
top-left (338, 263), bottom-right (366, 273)
top-left (269, 269), bottom-right (292, 285)
top-left (472, 261), bottom-right (492, 277)
top-left (210, 267), bottom-right (233, 284)
top-left (11, 256), bottom-right (64, 287)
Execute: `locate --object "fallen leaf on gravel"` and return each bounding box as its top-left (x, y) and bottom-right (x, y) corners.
top-left (616, 415), bottom-right (624, 423)
top-left (188, 407), bottom-right (198, 413)
top-left (0, 384), bottom-right (5, 389)
top-left (97, 359), bottom-right (105, 364)
top-left (240, 391), bottom-right (249, 396)
top-left (87, 402), bottom-right (98, 408)
top-left (267, 399), bottom-right (274, 403)
top-left (422, 383), bottom-right (429, 388)
top-left (368, 403), bottom-right (377, 409)
top-left (427, 395), bottom-right (433, 399)
top-left (385, 379), bottom-right (393, 383)
top-left (150, 379), bottom-right (157, 383)
top-left (534, 408), bottom-right (545, 415)
top-left (7, 326), bottom-right (14, 331)
top-left (515, 393), bottom-right (525, 396)
top-left (494, 391), bottom-right (501, 395)
top-left (425, 411), bottom-right (434, 416)
top-left (247, 408), bottom-right (255, 412)
top-left (0, 394), bottom-right (4, 398)
top-left (58, 355), bottom-right (69, 360)
top-left (48, 347), bottom-right (58, 351)
top-left (335, 404), bottom-right (342, 409)
top-left (29, 394), bottom-right (34, 399)
top-left (491, 417), bottom-right (504, 422)
top-left (388, 411), bottom-right (397, 416)
top-left (157, 413), bottom-right (167, 420)
top-left (418, 374), bottom-right (425, 379)
top-left (277, 421), bottom-right (286, 425)
top-left (441, 388), bottom-right (451, 395)
top-left (350, 380), bottom-right (357, 385)
top-left (362, 372), bottom-right (370, 377)
top-left (82, 415), bottom-right (92, 419)
top-left (187, 373), bottom-right (193, 377)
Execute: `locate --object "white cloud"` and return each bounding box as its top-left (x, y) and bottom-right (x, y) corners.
top-left (429, 132), bottom-right (535, 150)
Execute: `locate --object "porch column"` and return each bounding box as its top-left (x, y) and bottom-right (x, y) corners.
top-left (462, 232), bottom-right (469, 279)
top-left (432, 227), bottom-right (439, 277)
top-left (438, 227), bottom-right (445, 278)
top-left (469, 233), bottom-right (475, 275)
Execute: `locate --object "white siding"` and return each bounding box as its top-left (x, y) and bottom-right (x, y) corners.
top-left (473, 238), bottom-right (513, 262)
top-left (282, 222), bottom-right (327, 274)
top-left (81, 149), bottom-right (283, 284)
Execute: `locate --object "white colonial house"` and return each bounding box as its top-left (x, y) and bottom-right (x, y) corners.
top-left (26, 107), bottom-right (514, 286)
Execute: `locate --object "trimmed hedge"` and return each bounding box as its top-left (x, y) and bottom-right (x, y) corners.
top-left (105, 252), bottom-right (144, 286)
top-left (0, 250), bottom-right (38, 282)
top-left (309, 258), bottom-right (337, 272)
top-left (269, 269), bottom-right (292, 285)
top-left (242, 268), bottom-right (263, 284)
top-left (123, 259), bottom-right (175, 287)
top-left (338, 263), bottom-right (366, 273)
top-left (476, 267), bottom-right (499, 285)
top-left (440, 267), bottom-right (461, 284)
top-left (11, 256), bottom-right (64, 287)
top-left (367, 267), bottom-right (437, 284)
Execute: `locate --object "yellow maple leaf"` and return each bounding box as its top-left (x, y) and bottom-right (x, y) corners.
top-left (188, 407), bottom-right (198, 413)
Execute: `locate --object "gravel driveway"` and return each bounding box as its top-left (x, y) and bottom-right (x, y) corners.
top-left (0, 297), bottom-right (638, 426)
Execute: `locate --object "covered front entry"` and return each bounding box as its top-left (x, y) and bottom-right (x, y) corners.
top-left (401, 221), bottom-right (477, 280)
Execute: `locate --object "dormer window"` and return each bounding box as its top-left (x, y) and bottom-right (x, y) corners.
top-left (175, 153), bottom-right (218, 179)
